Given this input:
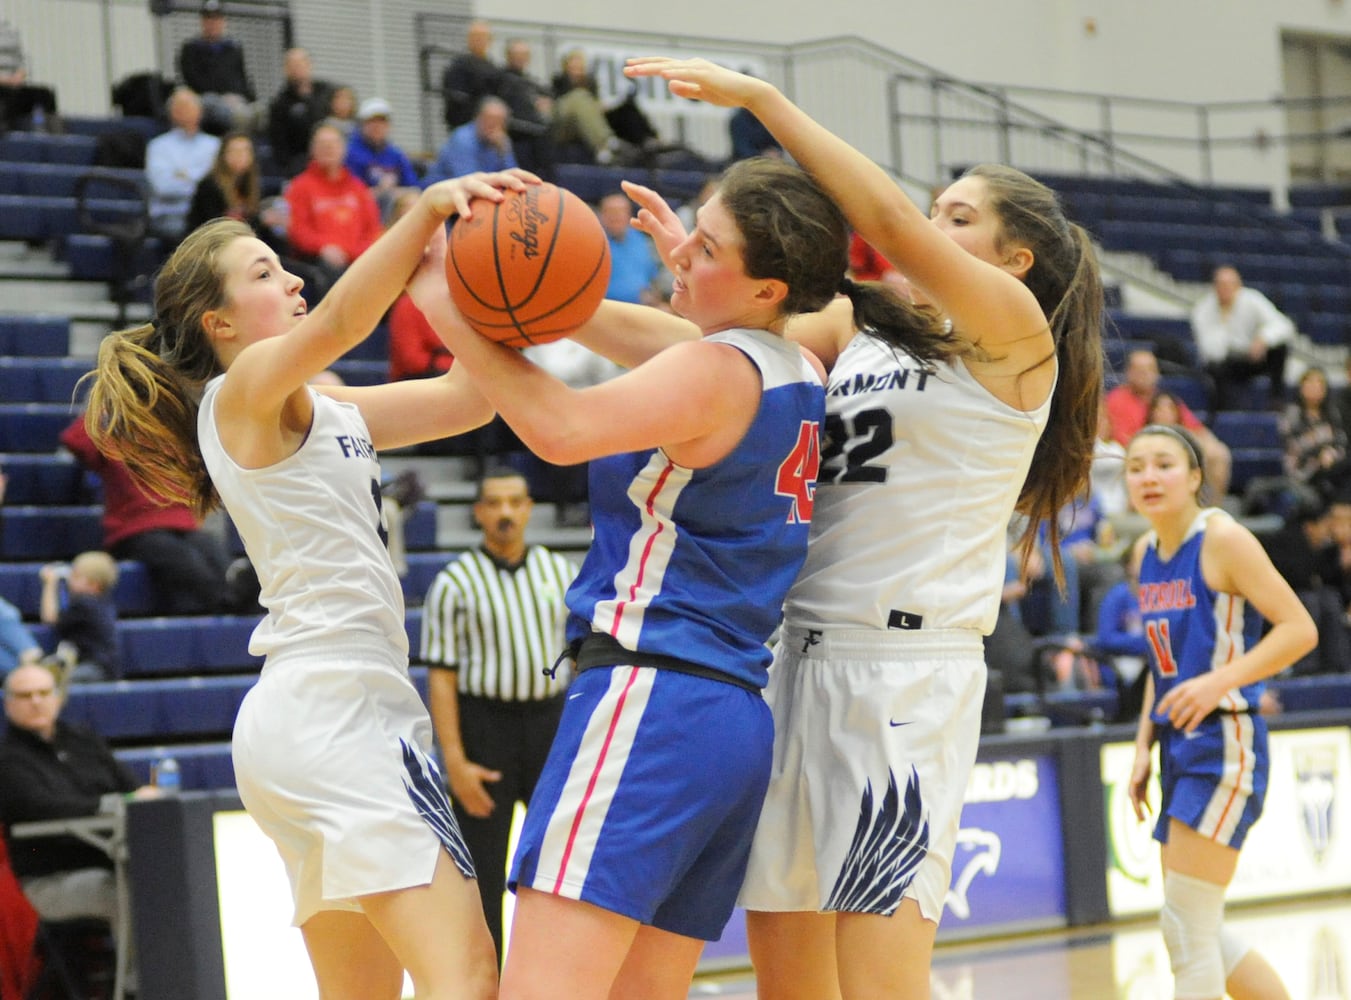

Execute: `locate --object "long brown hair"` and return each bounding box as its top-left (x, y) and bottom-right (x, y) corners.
top-left (209, 131), bottom-right (261, 218)
top-left (81, 218), bottom-right (253, 516)
top-left (717, 157), bottom-right (961, 364)
top-left (963, 164), bottom-right (1104, 579)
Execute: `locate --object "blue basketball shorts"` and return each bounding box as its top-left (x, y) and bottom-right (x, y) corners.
top-left (509, 663), bottom-right (773, 940)
top-left (1155, 711), bottom-right (1268, 849)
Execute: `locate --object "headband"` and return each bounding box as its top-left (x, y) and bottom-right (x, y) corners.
top-left (1135, 423), bottom-right (1203, 471)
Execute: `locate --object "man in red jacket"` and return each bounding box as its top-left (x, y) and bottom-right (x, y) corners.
top-left (284, 121), bottom-right (382, 301)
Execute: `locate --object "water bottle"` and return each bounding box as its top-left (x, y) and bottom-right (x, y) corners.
top-left (153, 755), bottom-right (181, 795)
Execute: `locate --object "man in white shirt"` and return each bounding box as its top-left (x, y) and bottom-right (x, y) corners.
top-left (1190, 265), bottom-right (1294, 411)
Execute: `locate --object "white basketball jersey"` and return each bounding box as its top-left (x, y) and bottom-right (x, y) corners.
top-left (199, 377), bottom-right (408, 658)
top-left (783, 333), bottom-right (1053, 634)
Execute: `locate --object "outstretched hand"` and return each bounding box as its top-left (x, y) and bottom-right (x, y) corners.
top-left (622, 180), bottom-right (687, 268)
top-left (624, 57), bottom-right (770, 109)
top-left (421, 168), bottom-right (539, 221)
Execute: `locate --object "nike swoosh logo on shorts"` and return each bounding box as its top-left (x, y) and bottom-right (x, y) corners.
top-left (889, 719), bottom-right (912, 728)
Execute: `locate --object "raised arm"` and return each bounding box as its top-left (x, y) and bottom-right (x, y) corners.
top-left (624, 58), bottom-right (1046, 358)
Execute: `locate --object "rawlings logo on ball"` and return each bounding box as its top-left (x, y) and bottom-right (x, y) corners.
top-left (505, 187), bottom-right (549, 260)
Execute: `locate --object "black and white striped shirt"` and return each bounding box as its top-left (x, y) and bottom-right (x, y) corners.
top-left (421, 546), bottom-right (577, 701)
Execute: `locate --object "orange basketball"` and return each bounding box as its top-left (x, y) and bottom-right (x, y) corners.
top-left (445, 183), bottom-right (611, 348)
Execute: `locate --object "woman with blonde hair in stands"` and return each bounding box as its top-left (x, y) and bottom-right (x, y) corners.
top-left (81, 169), bottom-right (534, 1000)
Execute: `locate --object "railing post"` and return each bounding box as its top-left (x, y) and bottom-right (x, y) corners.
top-left (930, 76), bottom-right (943, 183)
top-left (1198, 105), bottom-right (1213, 184)
top-left (888, 73), bottom-right (903, 181)
top-left (1098, 95), bottom-right (1114, 175)
top-left (997, 87), bottom-right (1011, 165)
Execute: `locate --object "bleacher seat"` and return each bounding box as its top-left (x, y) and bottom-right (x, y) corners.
top-left (553, 163), bottom-right (652, 205)
top-left (0, 453), bottom-right (84, 504)
top-left (0, 357), bottom-right (90, 404)
top-left (0, 505), bottom-right (102, 560)
top-left (329, 359), bottom-right (387, 386)
top-left (61, 675), bottom-right (256, 741)
top-left (1157, 374), bottom-right (1208, 414)
top-left (0, 315), bottom-right (70, 357)
top-left (1228, 448), bottom-right (1284, 495)
top-left (118, 616), bottom-right (262, 677)
top-left (0, 403), bottom-right (81, 453)
top-left (1212, 411), bottom-right (1281, 450)
top-left (1268, 673), bottom-right (1351, 712)
top-left (115, 742), bottom-right (236, 791)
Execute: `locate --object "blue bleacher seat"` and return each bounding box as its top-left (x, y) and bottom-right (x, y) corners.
top-left (329, 359), bottom-right (387, 386)
top-left (553, 163), bottom-right (651, 205)
top-left (119, 616), bottom-right (262, 677)
top-left (403, 500), bottom-right (438, 550)
top-left (116, 741), bottom-right (236, 791)
top-left (0, 505), bottom-right (103, 560)
top-left (1228, 448), bottom-right (1284, 495)
top-left (0, 315), bottom-right (70, 357)
top-left (0, 453), bottom-right (85, 504)
top-left (0, 559), bottom-right (153, 619)
top-left (0, 357), bottom-right (90, 403)
top-left (337, 320), bottom-right (390, 363)
top-left (1212, 411), bottom-right (1281, 450)
top-left (0, 403), bottom-right (81, 453)
top-left (1268, 674), bottom-right (1351, 712)
top-left (1158, 374), bottom-right (1208, 414)
top-left (61, 674), bottom-right (256, 740)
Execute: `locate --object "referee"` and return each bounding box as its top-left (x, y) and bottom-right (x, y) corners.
top-left (422, 465), bottom-right (577, 962)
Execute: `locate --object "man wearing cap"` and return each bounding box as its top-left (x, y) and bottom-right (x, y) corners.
top-left (345, 96), bottom-right (421, 220)
top-left (178, 0), bottom-right (257, 135)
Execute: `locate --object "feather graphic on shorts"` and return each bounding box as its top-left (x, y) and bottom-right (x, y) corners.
top-left (825, 766), bottom-right (929, 915)
top-left (400, 738), bottom-right (477, 878)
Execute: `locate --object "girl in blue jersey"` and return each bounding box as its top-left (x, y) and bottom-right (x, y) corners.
top-left (81, 171), bottom-right (534, 1000)
top-left (424, 156), bottom-right (956, 1000)
top-left (595, 58), bottom-right (1102, 1000)
top-left (1125, 425), bottom-right (1314, 1000)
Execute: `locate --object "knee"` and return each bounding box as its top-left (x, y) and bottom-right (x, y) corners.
top-left (1160, 870), bottom-right (1226, 999)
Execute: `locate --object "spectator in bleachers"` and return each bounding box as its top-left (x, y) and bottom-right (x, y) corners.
top-left (1262, 494), bottom-right (1351, 676)
top-left (0, 662), bottom-right (159, 988)
top-left (1091, 401), bottom-right (1131, 519)
top-left (1093, 547), bottom-right (1149, 721)
top-left (597, 191), bottom-right (662, 305)
top-left (0, 17), bottom-right (57, 133)
top-left (186, 130), bottom-right (262, 234)
top-left (177, 0), bottom-right (257, 136)
top-left (345, 97), bottom-right (421, 221)
top-left (145, 87), bottom-right (221, 242)
top-left (322, 84), bottom-right (359, 140)
top-left (441, 19), bottom-right (502, 131)
top-left (1190, 264), bottom-right (1294, 412)
top-left (1329, 490), bottom-right (1351, 632)
top-left (1333, 354), bottom-right (1351, 434)
top-left (982, 549), bottom-right (1041, 694)
top-left (37, 552), bottom-right (120, 684)
top-left (498, 38), bottom-right (555, 179)
top-left (1106, 348), bottom-right (1231, 498)
top-left (551, 49), bottom-right (638, 166)
top-left (266, 47), bottom-right (334, 178)
top-left (1280, 366), bottom-right (1350, 503)
top-left (60, 415), bottom-right (229, 617)
top-left (423, 96), bottom-right (517, 185)
top-left (285, 122), bottom-right (382, 298)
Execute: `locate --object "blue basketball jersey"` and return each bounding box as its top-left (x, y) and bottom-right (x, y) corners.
top-left (565, 328), bottom-right (824, 690)
top-left (1138, 508), bottom-right (1264, 726)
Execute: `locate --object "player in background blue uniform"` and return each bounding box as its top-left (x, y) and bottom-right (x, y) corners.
top-left (423, 156), bottom-right (952, 1000)
top-left (1126, 425), bottom-right (1315, 1000)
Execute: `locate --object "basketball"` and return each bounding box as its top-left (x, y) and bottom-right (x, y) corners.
top-left (445, 183), bottom-right (612, 348)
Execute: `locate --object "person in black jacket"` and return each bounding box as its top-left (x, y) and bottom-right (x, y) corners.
top-left (441, 20), bottom-right (501, 130)
top-left (0, 664), bottom-right (159, 963)
top-left (267, 47), bottom-right (333, 178)
top-left (177, 0), bottom-right (257, 135)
